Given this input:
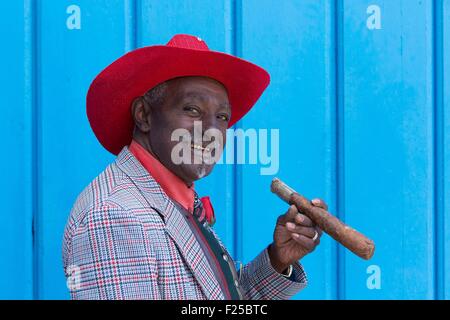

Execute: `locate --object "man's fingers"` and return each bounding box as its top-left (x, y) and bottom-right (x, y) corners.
top-left (311, 198), bottom-right (328, 211)
top-left (286, 204), bottom-right (298, 220)
top-left (316, 227), bottom-right (323, 237)
top-left (285, 223), bottom-right (316, 239)
top-left (286, 223), bottom-right (322, 244)
top-left (291, 233), bottom-right (316, 251)
top-left (277, 205), bottom-right (298, 225)
top-left (279, 200), bottom-right (327, 226)
top-left (294, 213), bottom-right (314, 227)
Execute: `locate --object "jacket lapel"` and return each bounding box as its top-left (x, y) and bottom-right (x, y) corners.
top-left (115, 146), bottom-right (224, 300)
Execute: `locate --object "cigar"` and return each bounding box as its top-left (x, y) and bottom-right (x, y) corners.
top-left (271, 178), bottom-right (375, 260)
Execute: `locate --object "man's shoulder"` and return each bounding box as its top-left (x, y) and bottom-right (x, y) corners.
top-left (71, 162), bottom-right (123, 210)
top-left (67, 159), bottom-right (159, 227)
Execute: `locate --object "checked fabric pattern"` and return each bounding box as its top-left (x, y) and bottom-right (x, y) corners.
top-left (62, 146), bottom-right (307, 300)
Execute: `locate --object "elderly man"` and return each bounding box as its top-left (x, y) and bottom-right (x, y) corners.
top-left (62, 34), bottom-right (327, 300)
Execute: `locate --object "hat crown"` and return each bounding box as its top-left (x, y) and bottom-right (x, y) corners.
top-left (166, 34), bottom-right (210, 51)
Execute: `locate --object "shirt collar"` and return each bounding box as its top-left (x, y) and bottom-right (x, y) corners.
top-left (129, 139), bottom-right (195, 213)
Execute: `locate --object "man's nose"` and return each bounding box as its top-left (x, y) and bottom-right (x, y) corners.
top-left (198, 114), bottom-right (225, 149)
top-left (201, 113), bottom-right (220, 132)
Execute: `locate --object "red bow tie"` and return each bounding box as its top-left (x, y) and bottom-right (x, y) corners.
top-left (200, 196), bottom-right (216, 226)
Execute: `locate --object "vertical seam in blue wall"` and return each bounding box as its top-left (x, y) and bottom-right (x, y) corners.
top-left (232, 0), bottom-right (243, 263)
top-left (134, 0), bottom-right (139, 49)
top-left (29, 0), bottom-right (40, 300)
top-left (137, 0), bottom-right (141, 49)
top-left (327, 0), bottom-right (338, 301)
top-left (335, 0), bottom-right (345, 300)
top-left (433, 0), bottom-right (444, 301)
top-left (125, 0), bottom-right (137, 52)
top-left (24, 0), bottom-right (35, 300)
top-left (224, 0), bottom-right (235, 258)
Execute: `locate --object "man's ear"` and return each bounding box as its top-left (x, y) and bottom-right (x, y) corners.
top-left (131, 96), bottom-right (151, 133)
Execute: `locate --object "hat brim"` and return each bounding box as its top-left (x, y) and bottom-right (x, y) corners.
top-left (87, 45), bottom-right (270, 155)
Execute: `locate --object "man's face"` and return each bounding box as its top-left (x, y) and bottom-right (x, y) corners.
top-left (136, 76), bottom-right (231, 186)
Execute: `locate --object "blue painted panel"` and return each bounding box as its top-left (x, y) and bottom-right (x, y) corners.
top-left (341, 0), bottom-right (434, 299)
top-left (0, 0), bottom-right (34, 299)
top-left (38, 0), bottom-right (128, 299)
top-left (442, 0), bottom-right (450, 300)
top-left (138, 0), bottom-right (236, 257)
top-left (239, 0), bottom-right (337, 299)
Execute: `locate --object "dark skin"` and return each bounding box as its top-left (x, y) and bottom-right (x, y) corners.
top-left (131, 76), bottom-right (326, 274)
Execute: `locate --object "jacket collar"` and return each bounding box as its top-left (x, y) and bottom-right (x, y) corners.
top-left (114, 146), bottom-right (223, 299)
top-left (128, 140), bottom-right (195, 213)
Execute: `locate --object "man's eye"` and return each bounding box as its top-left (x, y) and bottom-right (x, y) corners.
top-left (217, 114), bottom-right (230, 122)
top-left (183, 106), bottom-right (201, 115)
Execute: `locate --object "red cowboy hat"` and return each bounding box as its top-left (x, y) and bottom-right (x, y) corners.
top-left (87, 34), bottom-right (270, 155)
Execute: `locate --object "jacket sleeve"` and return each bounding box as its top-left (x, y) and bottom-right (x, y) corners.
top-left (205, 224), bottom-right (307, 300)
top-left (238, 247), bottom-right (307, 300)
top-left (62, 203), bottom-right (161, 300)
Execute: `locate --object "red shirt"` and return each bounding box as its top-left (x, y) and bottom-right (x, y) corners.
top-left (129, 139), bottom-right (195, 213)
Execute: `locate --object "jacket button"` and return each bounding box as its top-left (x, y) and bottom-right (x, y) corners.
top-left (234, 279), bottom-right (239, 287)
top-left (222, 254), bottom-right (228, 262)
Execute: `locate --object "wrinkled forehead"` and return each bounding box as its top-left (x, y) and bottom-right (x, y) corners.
top-left (167, 76), bottom-right (227, 93)
top-left (167, 76), bottom-right (230, 107)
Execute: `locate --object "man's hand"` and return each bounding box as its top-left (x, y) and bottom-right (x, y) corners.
top-left (268, 199), bottom-right (328, 274)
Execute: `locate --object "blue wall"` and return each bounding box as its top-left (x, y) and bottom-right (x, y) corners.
top-left (1, 0), bottom-right (449, 300)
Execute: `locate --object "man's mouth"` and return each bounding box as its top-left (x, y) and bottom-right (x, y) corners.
top-left (191, 143), bottom-right (211, 153)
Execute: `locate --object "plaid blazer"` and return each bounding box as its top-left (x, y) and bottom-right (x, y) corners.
top-left (62, 146), bottom-right (307, 300)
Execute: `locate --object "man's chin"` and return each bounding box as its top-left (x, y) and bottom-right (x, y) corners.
top-left (182, 164), bottom-right (215, 183)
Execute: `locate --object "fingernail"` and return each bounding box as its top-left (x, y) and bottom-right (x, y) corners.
top-left (312, 199), bottom-right (320, 205)
top-left (286, 222), bottom-right (295, 230)
top-left (292, 233), bottom-right (299, 239)
top-left (296, 214), bottom-right (304, 223)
